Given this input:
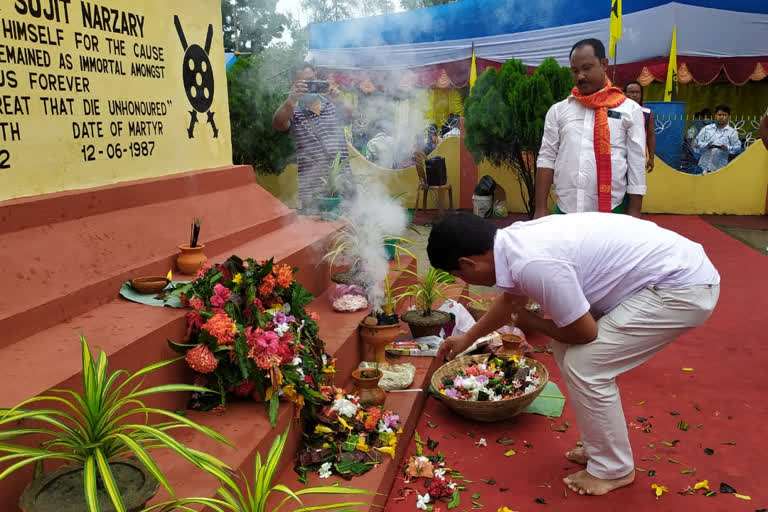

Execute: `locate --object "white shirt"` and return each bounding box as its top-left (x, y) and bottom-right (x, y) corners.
top-left (537, 95), bottom-right (647, 213)
top-left (494, 213), bottom-right (720, 327)
top-left (693, 123), bottom-right (741, 173)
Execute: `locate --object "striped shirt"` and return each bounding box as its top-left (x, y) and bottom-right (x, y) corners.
top-left (290, 98), bottom-right (350, 203)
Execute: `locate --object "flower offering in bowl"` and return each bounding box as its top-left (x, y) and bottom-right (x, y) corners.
top-left (431, 354), bottom-right (549, 422)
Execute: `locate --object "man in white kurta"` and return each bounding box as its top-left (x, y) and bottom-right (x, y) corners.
top-left (430, 212), bottom-right (720, 496)
top-left (534, 39), bottom-right (647, 218)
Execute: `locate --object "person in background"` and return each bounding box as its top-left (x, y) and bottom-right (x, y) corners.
top-left (623, 81), bottom-right (656, 172)
top-left (272, 62), bottom-right (352, 210)
top-left (366, 120), bottom-right (395, 169)
top-left (694, 104), bottom-right (741, 173)
top-left (535, 39), bottom-right (646, 219)
top-left (442, 116), bottom-right (461, 138)
top-left (424, 124), bottom-right (440, 154)
top-left (430, 212), bottom-right (719, 497)
top-left (760, 107), bottom-right (768, 150)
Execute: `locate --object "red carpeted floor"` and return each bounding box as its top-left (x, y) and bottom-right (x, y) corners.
top-left (386, 215), bottom-right (768, 512)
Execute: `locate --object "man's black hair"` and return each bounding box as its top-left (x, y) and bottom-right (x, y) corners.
top-left (715, 104), bottom-right (731, 115)
top-left (701, 108), bottom-right (712, 117)
top-left (427, 213), bottom-right (498, 271)
top-left (570, 38), bottom-right (606, 61)
top-left (623, 80), bottom-right (643, 102)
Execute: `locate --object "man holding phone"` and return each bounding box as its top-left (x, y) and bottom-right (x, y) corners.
top-left (693, 104), bottom-right (741, 173)
top-left (273, 62), bottom-right (352, 210)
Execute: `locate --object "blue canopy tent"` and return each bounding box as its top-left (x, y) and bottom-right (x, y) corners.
top-left (308, 0), bottom-right (768, 71)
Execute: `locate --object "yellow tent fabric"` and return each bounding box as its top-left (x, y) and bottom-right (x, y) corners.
top-left (425, 89), bottom-right (464, 123)
top-left (609, 0), bottom-right (622, 59)
top-left (664, 25), bottom-right (678, 102)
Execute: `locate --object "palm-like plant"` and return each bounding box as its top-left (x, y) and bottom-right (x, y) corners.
top-left (319, 152), bottom-right (350, 198)
top-left (0, 335), bottom-right (233, 512)
top-left (321, 216), bottom-right (416, 273)
top-left (144, 425), bottom-right (374, 512)
top-left (394, 266), bottom-right (475, 316)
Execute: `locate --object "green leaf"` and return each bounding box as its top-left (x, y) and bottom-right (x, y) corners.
top-left (681, 468), bottom-right (696, 475)
top-left (535, 497), bottom-right (547, 504)
top-left (448, 489), bottom-right (461, 509)
top-left (676, 420), bottom-right (690, 431)
top-left (661, 440), bottom-right (680, 447)
top-left (704, 447), bottom-right (715, 455)
top-left (722, 441), bottom-right (737, 445)
top-left (427, 422), bottom-right (437, 429)
top-left (648, 470), bottom-right (656, 476)
top-left (95, 448), bottom-right (126, 512)
top-left (268, 393), bottom-right (280, 427)
top-left (471, 493), bottom-right (480, 499)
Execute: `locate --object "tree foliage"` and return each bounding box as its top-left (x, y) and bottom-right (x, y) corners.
top-left (227, 56), bottom-right (296, 175)
top-left (463, 58), bottom-right (572, 218)
top-left (221, 0), bottom-right (289, 54)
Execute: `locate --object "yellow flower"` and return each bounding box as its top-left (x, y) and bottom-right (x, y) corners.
top-left (440, 389), bottom-right (446, 395)
top-left (694, 480), bottom-right (709, 491)
top-left (283, 384), bottom-right (297, 399)
top-left (497, 508), bottom-right (518, 512)
top-left (264, 387), bottom-right (273, 401)
top-left (314, 425), bottom-right (334, 434)
top-left (338, 416), bottom-right (353, 431)
top-left (377, 446), bottom-right (395, 458)
top-left (355, 437), bottom-right (370, 452)
top-left (388, 434), bottom-right (398, 447)
top-left (651, 484), bottom-right (668, 499)
top-left (232, 273), bottom-right (243, 285)
top-left (734, 494), bottom-right (751, 500)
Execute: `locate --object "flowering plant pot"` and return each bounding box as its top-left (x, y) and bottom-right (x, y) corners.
top-left (176, 243), bottom-right (208, 275)
top-left (168, 255), bottom-right (334, 426)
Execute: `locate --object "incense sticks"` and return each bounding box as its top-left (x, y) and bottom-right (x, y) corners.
top-left (190, 218), bottom-right (201, 247)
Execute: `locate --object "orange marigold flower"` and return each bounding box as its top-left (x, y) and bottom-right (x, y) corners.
top-left (185, 344), bottom-right (218, 373)
top-left (310, 311), bottom-right (320, 322)
top-left (273, 264), bottom-right (294, 288)
top-left (259, 274), bottom-right (276, 297)
top-left (202, 313), bottom-right (236, 345)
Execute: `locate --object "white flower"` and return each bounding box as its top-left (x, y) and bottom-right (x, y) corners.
top-left (434, 468), bottom-right (446, 478)
top-left (282, 303), bottom-right (291, 314)
top-left (318, 462), bottom-right (332, 478)
top-left (322, 354), bottom-right (328, 366)
top-left (407, 305), bottom-right (417, 311)
top-left (416, 493), bottom-right (431, 510)
top-left (518, 357), bottom-right (528, 368)
top-left (475, 438), bottom-right (487, 447)
top-left (524, 384), bottom-right (537, 394)
top-left (274, 323), bottom-right (290, 337)
top-left (292, 356), bottom-right (302, 366)
top-left (331, 398), bottom-right (358, 417)
top-left (296, 367), bottom-right (305, 379)
top-left (377, 420), bottom-right (393, 434)
top-left (447, 481), bottom-right (457, 489)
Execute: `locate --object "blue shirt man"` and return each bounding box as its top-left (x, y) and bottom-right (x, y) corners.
top-left (694, 105), bottom-right (741, 173)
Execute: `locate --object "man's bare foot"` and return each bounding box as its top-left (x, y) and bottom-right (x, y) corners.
top-left (565, 446), bottom-right (588, 465)
top-left (563, 469), bottom-right (635, 496)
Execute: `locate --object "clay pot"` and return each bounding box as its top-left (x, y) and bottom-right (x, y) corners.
top-left (130, 276), bottom-right (170, 295)
top-left (19, 457), bottom-right (159, 512)
top-left (359, 320), bottom-right (405, 364)
top-left (499, 333), bottom-right (524, 357)
top-left (401, 310), bottom-right (451, 339)
top-left (177, 244), bottom-right (207, 275)
top-left (351, 368), bottom-right (386, 407)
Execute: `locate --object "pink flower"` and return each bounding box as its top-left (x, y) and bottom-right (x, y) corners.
top-left (188, 297), bottom-right (205, 311)
top-left (210, 284), bottom-right (231, 308)
top-left (194, 263), bottom-right (213, 279)
top-left (253, 298), bottom-right (265, 311)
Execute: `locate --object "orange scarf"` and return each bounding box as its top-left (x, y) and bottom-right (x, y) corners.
top-left (571, 79), bottom-right (626, 212)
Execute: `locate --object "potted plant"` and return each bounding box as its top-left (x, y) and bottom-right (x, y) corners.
top-left (316, 152), bottom-right (349, 221)
top-left (395, 266), bottom-right (474, 338)
top-left (4, 335), bottom-right (232, 512)
top-left (322, 217), bottom-right (415, 288)
top-left (177, 218), bottom-right (208, 274)
top-left (359, 274), bottom-right (406, 364)
top-left (144, 425), bottom-right (374, 512)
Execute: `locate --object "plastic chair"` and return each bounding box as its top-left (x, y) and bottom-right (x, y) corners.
top-left (413, 151), bottom-right (453, 217)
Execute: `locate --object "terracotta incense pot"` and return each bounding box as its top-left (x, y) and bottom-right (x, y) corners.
top-left (350, 368), bottom-right (386, 407)
top-left (177, 243), bottom-right (207, 275)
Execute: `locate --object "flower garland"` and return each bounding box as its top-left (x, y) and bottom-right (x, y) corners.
top-left (296, 386), bottom-right (402, 480)
top-left (438, 356), bottom-right (542, 401)
top-left (169, 256), bottom-right (335, 425)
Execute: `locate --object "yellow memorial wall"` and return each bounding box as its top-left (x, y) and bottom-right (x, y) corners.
top-left (0, 0), bottom-right (232, 201)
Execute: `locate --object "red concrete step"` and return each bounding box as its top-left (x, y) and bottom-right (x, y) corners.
top-left (0, 166), bottom-right (297, 348)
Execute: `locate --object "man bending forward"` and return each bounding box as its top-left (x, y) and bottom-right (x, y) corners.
top-left (431, 212), bottom-right (719, 496)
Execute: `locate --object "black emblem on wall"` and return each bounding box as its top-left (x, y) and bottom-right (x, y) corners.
top-left (174, 15), bottom-right (218, 138)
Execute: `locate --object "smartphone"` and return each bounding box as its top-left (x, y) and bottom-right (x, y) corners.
top-left (305, 80), bottom-right (329, 93)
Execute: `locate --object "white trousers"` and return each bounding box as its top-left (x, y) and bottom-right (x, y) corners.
top-left (552, 284), bottom-right (720, 479)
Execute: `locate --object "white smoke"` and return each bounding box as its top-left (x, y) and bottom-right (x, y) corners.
top-left (339, 182), bottom-right (407, 312)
